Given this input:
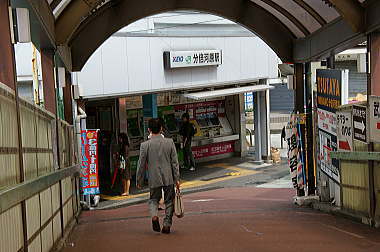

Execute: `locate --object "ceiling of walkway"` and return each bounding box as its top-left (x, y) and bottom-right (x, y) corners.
top-left (37, 0), bottom-right (374, 71)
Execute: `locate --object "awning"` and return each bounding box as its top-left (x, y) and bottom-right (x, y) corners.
top-left (183, 85), bottom-right (274, 100)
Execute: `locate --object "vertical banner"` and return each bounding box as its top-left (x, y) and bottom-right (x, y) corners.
top-left (316, 69), bottom-right (348, 183)
top-left (285, 115), bottom-right (305, 189)
top-left (81, 130), bottom-right (100, 195)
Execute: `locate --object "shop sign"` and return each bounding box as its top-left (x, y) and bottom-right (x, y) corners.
top-left (352, 105), bottom-right (367, 143)
top-left (337, 111), bottom-right (353, 151)
top-left (369, 96), bottom-right (380, 143)
top-left (81, 130), bottom-right (100, 195)
top-left (316, 69), bottom-right (349, 183)
top-left (192, 141), bottom-right (234, 159)
top-left (164, 50), bottom-right (222, 69)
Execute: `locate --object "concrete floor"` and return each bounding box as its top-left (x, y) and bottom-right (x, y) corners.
top-left (63, 187), bottom-right (380, 252)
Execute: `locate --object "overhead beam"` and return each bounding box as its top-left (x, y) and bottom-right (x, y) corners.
top-left (68, 0), bottom-right (295, 71)
top-left (293, 0), bottom-right (380, 62)
top-left (292, 0), bottom-right (326, 26)
top-left (55, 0), bottom-right (104, 44)
top-left (261, 0), bottom-right (310, 36)
top-left (329, 0), bottom-right (364, 33)
top-left (293, 18), bottom-right (365, 62)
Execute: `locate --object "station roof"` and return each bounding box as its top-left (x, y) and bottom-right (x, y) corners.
top-left (18, 0), bottom-right (378, 71)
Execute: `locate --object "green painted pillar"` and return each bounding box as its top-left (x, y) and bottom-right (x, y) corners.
top-left (142, 94), bottom-right (157, 138)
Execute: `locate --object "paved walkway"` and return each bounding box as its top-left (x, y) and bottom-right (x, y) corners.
top-left (96, 157), bottom-right (288, 209)
top-left (63, 187), bottom-right (380, 252)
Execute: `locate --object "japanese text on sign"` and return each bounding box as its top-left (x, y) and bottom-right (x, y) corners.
top-left (81, 130), bottom-right (100, 195)
top-left (369, 96), bottom-right (380, 143)
top-left (164, 50), bottom-right (222, 69)
top-left (352, 105), bottom-right (367, 143)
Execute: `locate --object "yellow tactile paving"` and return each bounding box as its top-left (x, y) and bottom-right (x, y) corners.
top-left (100, 163), bottom-right (259, 201)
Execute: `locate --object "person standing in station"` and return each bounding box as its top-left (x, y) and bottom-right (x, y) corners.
top-left (136, 118), bottom-right (180, 234)
top-left (118, 133), bottom-right (131, 196)
top-left (179, 113), bottom-right (196, 171)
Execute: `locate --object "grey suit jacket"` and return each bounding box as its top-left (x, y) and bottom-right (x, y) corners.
top-left (136, 135), bottom-right (180, 189)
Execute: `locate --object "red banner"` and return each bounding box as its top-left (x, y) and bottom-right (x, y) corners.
top-left (192, 141), bottom-right (235, 159)
top-left (80, 130), bottom-right (100, 195)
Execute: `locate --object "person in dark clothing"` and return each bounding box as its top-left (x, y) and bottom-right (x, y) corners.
top-left (118, 133), bottom-right (130, 196)
top-left (179, 113), bottom-right (196, 171)
top-left (98, 132), bottom-right (111, 191)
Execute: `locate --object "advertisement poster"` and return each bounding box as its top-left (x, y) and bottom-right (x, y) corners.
top-left (316, 69), bottom-right (348, 183)
top-left (81, 130), bottom-right (100, 195)
top-left (352, 105), bottom-right (367, 143)
top-left (369, 96), bottom-right (380, 143)
top-left (192, 141), bottom-right (234, 159)
top-left (337, 111), bottom-right (353, 151)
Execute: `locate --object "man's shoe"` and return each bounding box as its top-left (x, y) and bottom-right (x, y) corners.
top-left (161, 226), bottom-right (171, 234)
top-left (152, 217), bottom-right (161, 232)
top-left (189, 167), bottom-right (195, 171)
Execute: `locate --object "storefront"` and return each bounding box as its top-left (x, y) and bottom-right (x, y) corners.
top-left (118, 92), bottom-right (241, 175)
top-left (84, 82), bottom-right (272, 195)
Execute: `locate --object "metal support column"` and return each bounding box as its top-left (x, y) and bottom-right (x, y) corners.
top-left (305, 62), bottom-right (315, 195)
top-left (259, 88), bottom-right (270, 162)
top-left (367, 32), bottom-right (379, 222)
top-left (253, 92), bottom-right (263, 164)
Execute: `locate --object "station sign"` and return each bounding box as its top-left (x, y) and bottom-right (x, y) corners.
top-left (369, 96), bottom-right (380, 143)
top-left (352, 105), bottom-right (367, 143)
top-left (316, 69), bottom-right (349, 183)
top-left (337, 111), bottom-right (353, 151)
top-left (164, 50), bottom-right (222, 69)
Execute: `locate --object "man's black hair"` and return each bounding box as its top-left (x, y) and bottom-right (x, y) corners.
top-left (148, 118), bottom-right (162, 134)
top-left (182, 112), bottom-right (190, 120)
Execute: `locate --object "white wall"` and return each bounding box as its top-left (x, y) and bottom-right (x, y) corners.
top-left (77, 36), bottom-right (279, 98)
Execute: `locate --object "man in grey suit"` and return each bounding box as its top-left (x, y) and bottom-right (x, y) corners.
top-left (136, 118), bottom-right (180, 234)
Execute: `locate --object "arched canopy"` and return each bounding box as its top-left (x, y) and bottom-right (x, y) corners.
top-left (47, 0), bottom-right (367, 71)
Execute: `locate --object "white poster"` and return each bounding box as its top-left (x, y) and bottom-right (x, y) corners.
top-left (318, 131), bottom-right (340, 182)
top-left (369, 96), bottom-right (380, 143)
top-left (337, 111), bottom-right (353, 151)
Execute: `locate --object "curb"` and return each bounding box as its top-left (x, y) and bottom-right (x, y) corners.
top-left (311, 202), bottom-right (379, 228)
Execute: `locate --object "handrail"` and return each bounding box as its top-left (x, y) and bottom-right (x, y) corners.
top-left (0, 165), bottom-right (80, 214)
top-left (330, 151), bottom-right (380, 161)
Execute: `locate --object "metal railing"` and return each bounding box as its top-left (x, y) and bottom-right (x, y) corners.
top-left (0, 165), bottom-right (80, 215)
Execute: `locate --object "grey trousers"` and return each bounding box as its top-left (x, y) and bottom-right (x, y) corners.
top-left (183, 142), bottom-right (195, 168)
top-left (149, 185), bottom-right (175, 227)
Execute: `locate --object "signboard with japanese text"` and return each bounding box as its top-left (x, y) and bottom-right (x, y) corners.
top-left (81, 130), bottom-right (100, 195)
top-left (164, 50), bottom-right (222, 69)
top-left (316, 69), bottom-right (349, 183)
top-left (369, 96), bottom-right (380, 143)
top-left (192, 141), bottom-right (234, 159)
top-left (285, 117), bottom-right (305, 189)
top-left (352, 105), bottom-right (367, 143)
top-left (337, 111), bottom-right (353, 151)
top-left (318, 130), bottom-right (340, 182)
